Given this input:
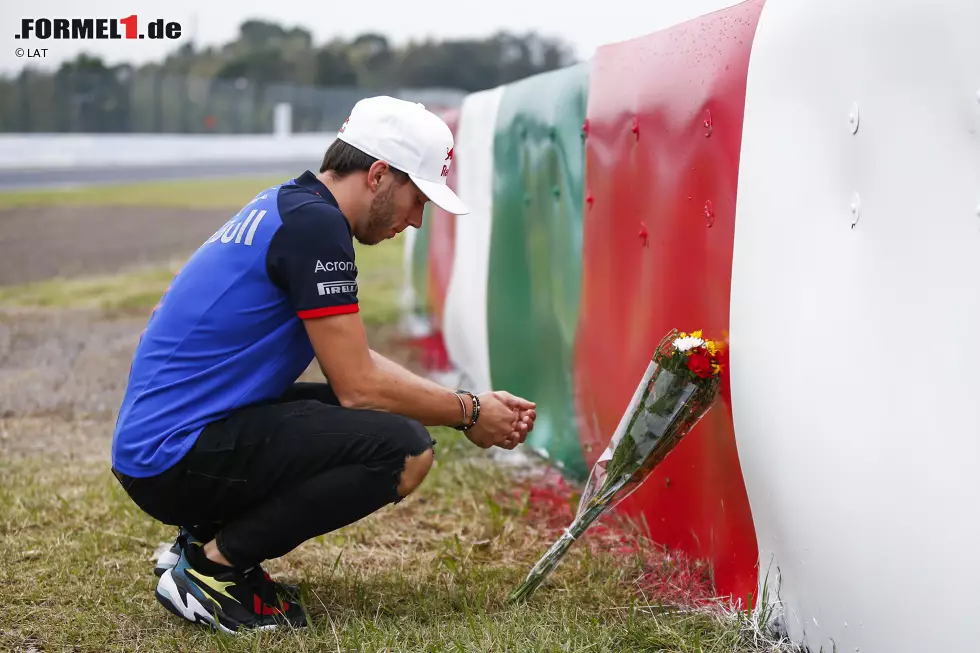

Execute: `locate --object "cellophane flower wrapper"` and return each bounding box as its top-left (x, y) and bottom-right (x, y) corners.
top-left (509, 328), bottom-right (723, 603)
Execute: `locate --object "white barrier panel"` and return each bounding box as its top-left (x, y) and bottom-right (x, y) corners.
top-left (398, 227), bottom-right (424, 331)
top-left (441, 86), bottom-right (505, 393)
top-left (730, 0), bottom-right (980, 650)
top-left (0, 133), bottom-right (335, 170)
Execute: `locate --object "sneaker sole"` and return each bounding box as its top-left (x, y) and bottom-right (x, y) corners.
top-left (155, 569), bottom-right (278, 634)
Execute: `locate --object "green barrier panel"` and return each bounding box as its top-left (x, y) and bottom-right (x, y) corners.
top-left (409, 205), bottom-right (433, 318)
top-left (487, 62), bottom-right (590, 480)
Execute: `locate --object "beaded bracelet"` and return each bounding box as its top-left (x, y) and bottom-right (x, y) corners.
top-left (452, 390), bottom-right (480, 431)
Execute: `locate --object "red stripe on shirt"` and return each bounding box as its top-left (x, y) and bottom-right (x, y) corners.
top-left (297, 304), bottom-right (359, 319)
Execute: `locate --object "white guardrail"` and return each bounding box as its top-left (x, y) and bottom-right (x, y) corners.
top-left (0, 133), bottom-right (336, 170)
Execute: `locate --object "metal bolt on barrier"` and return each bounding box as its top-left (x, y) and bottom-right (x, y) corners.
top-left (849, 102), bottom-right (860, 134)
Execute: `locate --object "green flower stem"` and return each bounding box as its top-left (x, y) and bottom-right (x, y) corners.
top-left (508, 490), bottom-right (620, 603)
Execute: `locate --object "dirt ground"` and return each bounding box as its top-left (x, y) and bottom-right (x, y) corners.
top-left (0, 205), bottom-right (417, 463)
top-left (0, 206), bottom-right (227, 286)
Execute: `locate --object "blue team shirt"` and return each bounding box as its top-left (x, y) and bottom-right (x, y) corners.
top-left (111, 171), bottom-right (359, 478)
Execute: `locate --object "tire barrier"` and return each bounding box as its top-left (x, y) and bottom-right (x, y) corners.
top-left (401, 0), bottom-right (980, 649)
top-left (487, 62), bottom-right (591, 480)
top-left (729, 0), bottom-right (980, 650)
top-left (573, 0), bottom-right (764, 609)
top-left (425, 108), bottom-right (460, 330)
top-left (442, 87), bottom-right (506, 393)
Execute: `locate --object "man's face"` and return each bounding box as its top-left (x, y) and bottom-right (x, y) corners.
top-left (355, 173), bottom-right (428, 246)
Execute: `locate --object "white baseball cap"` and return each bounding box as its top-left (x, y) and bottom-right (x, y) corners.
top-left (335, 95), bottom-right (469, 215)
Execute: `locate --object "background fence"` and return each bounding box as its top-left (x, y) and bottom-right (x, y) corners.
top-left (0, 68), bottom-right (466, 134)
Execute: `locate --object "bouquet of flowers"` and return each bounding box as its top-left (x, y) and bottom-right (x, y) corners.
top-left (508, 328), bottom-right (726, 602)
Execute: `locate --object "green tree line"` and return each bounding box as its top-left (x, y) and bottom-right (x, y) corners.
top-left (0, 20), bottom-right (577, 134)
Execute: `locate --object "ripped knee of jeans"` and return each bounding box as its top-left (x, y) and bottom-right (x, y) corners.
top-left (394, 418), bottom-right (435, 503)
top-left (396, 447), bottom-right (434, 498)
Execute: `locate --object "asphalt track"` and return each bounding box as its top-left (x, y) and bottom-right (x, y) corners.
top-left (0, 158), bottom-right (320, 191)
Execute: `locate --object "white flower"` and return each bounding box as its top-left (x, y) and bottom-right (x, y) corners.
top-left (673, 336), bottom-right (704, 352)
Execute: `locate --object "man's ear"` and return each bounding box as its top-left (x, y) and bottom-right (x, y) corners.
top-left (367, 160), bottom-right (389, 192)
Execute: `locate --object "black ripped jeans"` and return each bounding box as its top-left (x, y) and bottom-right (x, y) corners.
top-left (112, 383), bottom-right (435, 569)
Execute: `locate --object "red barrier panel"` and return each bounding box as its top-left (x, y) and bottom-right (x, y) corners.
top-left (574, 0), bottom-right (764, 604)
top-left (426, 108), bottom-right (459, 328)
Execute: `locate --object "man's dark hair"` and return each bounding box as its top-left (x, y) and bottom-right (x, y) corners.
top-left (319, 139), bottom-right (410, 184)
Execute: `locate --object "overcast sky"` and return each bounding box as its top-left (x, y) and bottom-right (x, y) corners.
top-left (1, 0), bottom-right (744, 74)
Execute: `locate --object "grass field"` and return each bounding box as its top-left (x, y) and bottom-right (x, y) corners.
top-left (0, 177), bottom-right (799, 652)
top-left (0, 430), bottom-right (790, 653)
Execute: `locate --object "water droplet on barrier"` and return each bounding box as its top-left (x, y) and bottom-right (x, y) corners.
top-left (704, 200), bottom-right (715, 227)
top-left (850, 192), bottom-right (861, 228)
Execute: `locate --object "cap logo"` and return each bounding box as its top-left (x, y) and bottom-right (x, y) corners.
top-left (440, 147), bottom-right (454, 177)
top-left (339, 116), bottom-right (350, 133)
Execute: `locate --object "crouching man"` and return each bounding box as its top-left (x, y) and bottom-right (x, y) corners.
top-left (110, 96), bottom-right (536, 633)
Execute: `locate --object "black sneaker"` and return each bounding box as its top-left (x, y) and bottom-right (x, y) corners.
top-left (153, 528), bottom-right (300, 600)
top-left (155, 546), bottom-right (307, 633)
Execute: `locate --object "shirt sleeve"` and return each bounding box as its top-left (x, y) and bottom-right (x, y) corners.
top-left (266, 201), bottom-right (359, 319)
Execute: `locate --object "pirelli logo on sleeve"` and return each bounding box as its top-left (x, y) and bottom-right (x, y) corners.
top-left (316, 281), bottom-right (358, 296)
